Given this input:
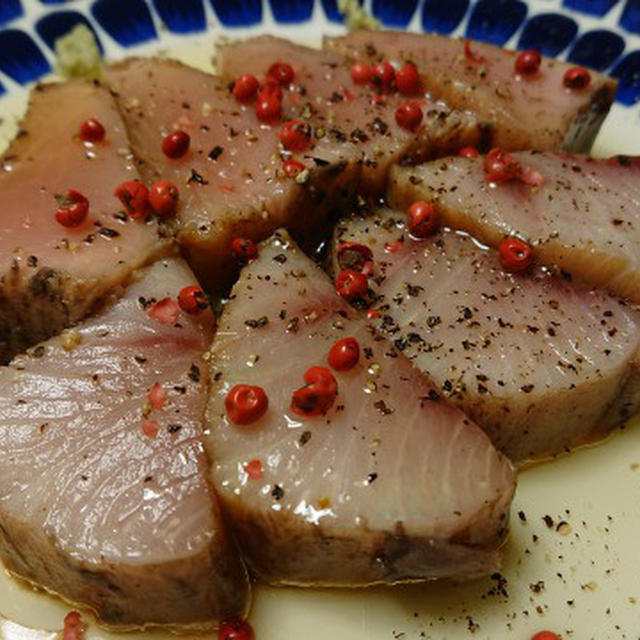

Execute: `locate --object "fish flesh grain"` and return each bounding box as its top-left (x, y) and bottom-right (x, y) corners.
top-left (333, 209), bottom-right (640, 461)
top-left (0, 81), bottom-right (165, 364)
top-left (325, 31), bottom-right (617, 153)
top-left (205, 230), bottom-right (515, 586)
top-left (388, 152), bottom-right (640, 304)
top-left (217, 35), bottom-right (485, 194)
top-left (103, 58), bottom-right (359, 292)
top-left (0, 258), bottom-right (248, 628)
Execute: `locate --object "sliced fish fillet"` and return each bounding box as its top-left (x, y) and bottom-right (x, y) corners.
top-left (0, 258), bottom-right (248, 628)
top-left (389, 153), bottom-right (640, 303)
top-left (0, 81), bottom-right (164, 363)
top-left (103, 58), bottom-right (359, 291)
top-left (333, 209), bottom-right (640, 461)
top-left (325, 30), bottom-right (616, 152)
top-left (205, 230), bottom-right (515, 585)
top-left (217, 35), bottom-right (485, 193)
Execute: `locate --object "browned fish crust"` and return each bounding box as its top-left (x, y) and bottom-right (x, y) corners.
top-left (563, 83), bottom-right (618, 153)
top-left (221, 494), bottom-right (509, 586)
top-left (0, 507), bottom-right (248, 627)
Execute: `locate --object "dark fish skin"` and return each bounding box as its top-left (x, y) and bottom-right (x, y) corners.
top-left (0, 258), bottom-right (249, 629)
top-left (325, 31), bottom-right (617, 153)
top-left (0, 81), bottom-right (166, 364)
top-left (205, 230), bottom-right (515, 586)
top-left (332, 209), bottom-right (640, 462)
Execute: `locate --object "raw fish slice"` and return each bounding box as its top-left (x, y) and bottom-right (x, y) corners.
top-left (0, 81), bottom-right (164, 363)
top-left (333, 209), bottom-right (640, 461)
top-left (0, 258), bottom-right (248, 628)
top-left (104, 58), bottom-right (359, 291)
top-left (389, 152), bottom-right (640, 303)
top-left (325, 31), bottom-right (616, 152)
top-left (205, 231), bottom-right (515, 585)
top-left (217, 35), bottom-right (485, 193)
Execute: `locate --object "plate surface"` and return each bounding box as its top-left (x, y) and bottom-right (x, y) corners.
top-left (1, 1), bottom-right (640, 638)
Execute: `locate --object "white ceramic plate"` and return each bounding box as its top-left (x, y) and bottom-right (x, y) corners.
top-left (1, 4), bottom-right (640, 638)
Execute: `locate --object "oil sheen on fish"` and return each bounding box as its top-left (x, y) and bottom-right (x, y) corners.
top-left (205, 231), bottom-right (515, 586)
top-left (0, 81), bottom-right (164, 363)
top-left (0, 258), bottom-right (248, 628)
top-left (388, 152), bottom-right (640, 303)
top-left (325, 31), bottom-right (616, 152)
top-left (217, 35), bottom-right (484, 194)
top-left (333, 209), bottom-right (640, 461)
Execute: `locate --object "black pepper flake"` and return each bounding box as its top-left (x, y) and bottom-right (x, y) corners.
top-left (350, 127), bottom-right (369, 143)
top-left (405, 283), bottom-right (423, 297)
top-left (394, 338), bottom-right (407, 351)
top-left (298, 430), bottom-right (311, 447)
top-left (134, 355), bottom-right (147, 364)
top-left (426, 315), bottom-right (441, 328)
top-left (370, 117), bottom-right (388, 134)
top-left (542, 514), bottom-right (554, 528)
top-left (271, 485), bottom-right (284, 500)
top-left (173, 385), bottom-right (187, 394)
top-left (245, 316), bottom-right (268, 328)
top-left (27, 255), bottom-right (38, 267)
top-left (530, 580), bottom-right (545, 593)
top-left (187, 169), bottom-right (209, 185)
top-left (188, 364), bottom-right (201, 383)
top-left (312, 157), bottom-right (330, 167)
top-left (98, 227), bottom-right (120, 238)
top-left (521, 384), bottom-right (534, 393)
top-left (287, 317), bottom-right (300, 333)
top-left (168, 424), bottom-right (182, 434)
top-left (31, 345), bottom-right (45, 358)
top-left (373, 400), bottom-right (394, 416)
top-left (273, 254), bottom-right (287, 264)
top-left (208, 145), bottom-right (224, 161)
top-left (367, 473), bottom-right (378, 484)
top-left (518, 510), bottom-right (527, 522)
